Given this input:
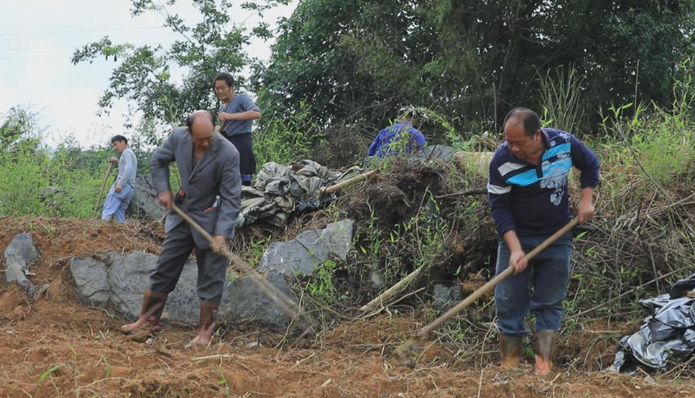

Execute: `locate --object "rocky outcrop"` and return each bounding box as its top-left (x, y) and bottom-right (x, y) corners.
top-left (3, 233), bottom-right (40, 297)
top-left (127, 174), bottom-right (167, 221)
top-left (260, 219), bottom-right (355, 276)
top-left (70, 219), bottom-right (356, 329)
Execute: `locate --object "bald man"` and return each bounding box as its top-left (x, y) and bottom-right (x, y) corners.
top-left (121, 110), bottom-right (242, 346)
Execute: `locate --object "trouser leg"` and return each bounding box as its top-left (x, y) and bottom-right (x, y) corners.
top-left (193, 246), bottom-right (229, 304)
top-left (149, 222), bottom-right (196, 294)
top-left (101, 184), bottom-right (119, 220)
top-left (494, 238), bottom-right (532, 336)
top-left (529, 231), bottom-right (572, 333)
top-left (113, 185), bottom-right (133, 223)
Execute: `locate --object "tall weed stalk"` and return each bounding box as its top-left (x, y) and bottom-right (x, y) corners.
top-left (538, 66), bottom-right (587, 132)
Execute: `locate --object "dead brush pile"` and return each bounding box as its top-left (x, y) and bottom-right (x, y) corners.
top-left (567, 104), bottom-right (695, 328)
top-left (309, 157), bottom-right (499, 313)
top-left (569, 158), bottom-right (695, 318)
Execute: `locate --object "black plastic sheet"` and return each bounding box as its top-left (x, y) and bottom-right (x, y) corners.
top-left (668, 273), bottom-right (695, 299)
top-left (611, 275), bottom-right (695, 372)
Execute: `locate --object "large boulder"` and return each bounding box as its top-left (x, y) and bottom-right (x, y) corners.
top-left (218, 272), bottom-right (296, 329)
top-left (260, 219), bottom-right (355, 276)
top-left (127, 174), bottom-right (167, 221)
top-left (70, 252), bottom-right (200, 323)
top-left (71, 252), bottom-right (301, 328)
top-left (3, 233), bottom-right (39, 297)
top-left (70, 219), bottom-right (356, 329)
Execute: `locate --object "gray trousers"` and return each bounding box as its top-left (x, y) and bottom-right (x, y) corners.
top-left (149, 221), bottom-right (228, 304)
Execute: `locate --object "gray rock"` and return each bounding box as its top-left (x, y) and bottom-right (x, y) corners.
top-left (4, 233), bottom-right (38, 265)
top-left (4, 262), bottom-right (28, 287)
top-left (128, 174), bottom-right (167, 221)
top-left (409, 145), bottom-right (456, 163)
top-left (70, 252), bottom-right (200, 323)
top-left (260, 219), bottom-right (355, 275)
top-left (432, 284), bottom-right (463, 310)
top-left (68, 219), bottom-right (356, 329)
top-left (3, 233), bottom-right (38, 297)
top-left (70, 251), bottom-right (299, 328)
top-left (219, 272), bottom-right (296, 329)
top-left (108, 251), bottom-right (200, 322)
top-left (70, 256), bottom-right (111, 307)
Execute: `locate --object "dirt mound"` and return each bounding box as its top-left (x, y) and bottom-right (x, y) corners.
top-left (349, 180), bottom-right (411, 227)
top-left (343, 159), bottom-right (497, 300)
top-left (1, 217), bottom-right (693, 397)
top-left (347, 160), bottom-right (445, 228)
top-left (0, 216), bottom-right (162, 262)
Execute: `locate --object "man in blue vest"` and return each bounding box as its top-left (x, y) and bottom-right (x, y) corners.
top-left (488, 107), bottom-right (599, 375)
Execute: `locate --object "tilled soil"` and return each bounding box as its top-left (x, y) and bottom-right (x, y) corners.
top-left (1, 217), bottom-right (693, 397)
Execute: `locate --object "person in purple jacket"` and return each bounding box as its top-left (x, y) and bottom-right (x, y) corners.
top-left (488, 107), bottom-right (599, 375)
top-left (367, 106), bottom-right (426, 158)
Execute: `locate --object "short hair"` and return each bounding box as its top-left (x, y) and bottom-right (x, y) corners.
top-left (186, 111), bottom-right (216, 130)
top-left (213, 72), bottom-right (235, 88)
top-left (503, 107), bottom-right (541, 137)
top-left (111, 135), bottom-right (127, 145)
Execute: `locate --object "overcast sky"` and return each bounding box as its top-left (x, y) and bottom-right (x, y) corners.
top-left (0, 0), bottom-right (297, 148)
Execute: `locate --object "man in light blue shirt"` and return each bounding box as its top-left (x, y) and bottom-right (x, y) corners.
top-left (101, 135), bottom-right (137, 222)
top-left (214, 73), bottom-right (262, 186)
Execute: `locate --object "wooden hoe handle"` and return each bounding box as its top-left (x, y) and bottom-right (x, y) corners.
top-left (170, 204), bottom-right (314, 331)
top-left (93, 162), bottom-right (114, 216)
top-left (396, 217), bottom-right (579, 354)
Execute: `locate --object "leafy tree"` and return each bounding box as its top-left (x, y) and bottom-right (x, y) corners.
top-left (72, 0), bottom-right (289, 144)
top-left (75, 0), bottom-right (695, 155)
top-left (0, 107), bottom-right (43, 153)
top-left (257, 0), bottom-right (695, 140)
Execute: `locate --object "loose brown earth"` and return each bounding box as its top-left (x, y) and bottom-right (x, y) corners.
top-left (1, 217), bottom-right (693, 397)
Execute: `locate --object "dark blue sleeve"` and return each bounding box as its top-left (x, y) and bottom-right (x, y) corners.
top-left (414, 129), bottom-right (426, 148)
top-left (569, 134), bottom-right (600, 188)
top-left (487, 149), bottom-right (515, 236)
top-left (367, 130), bottom-right (384, 157)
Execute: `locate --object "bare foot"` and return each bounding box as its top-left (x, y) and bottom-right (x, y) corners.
top-left (188, 323), bottom-right (215, 347)
top-left (121, 316), bottom-right (148, 334)
top-left (535, 356), bottom-right (552, 376)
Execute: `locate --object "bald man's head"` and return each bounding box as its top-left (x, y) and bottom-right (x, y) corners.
top-left (186, 110), bottom-right (216, 151)
top-left (186, 110), bottom-right (215, 130)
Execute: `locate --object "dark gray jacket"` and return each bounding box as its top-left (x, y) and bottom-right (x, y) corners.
top-left (151, 127), bottom-right (242, 248)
